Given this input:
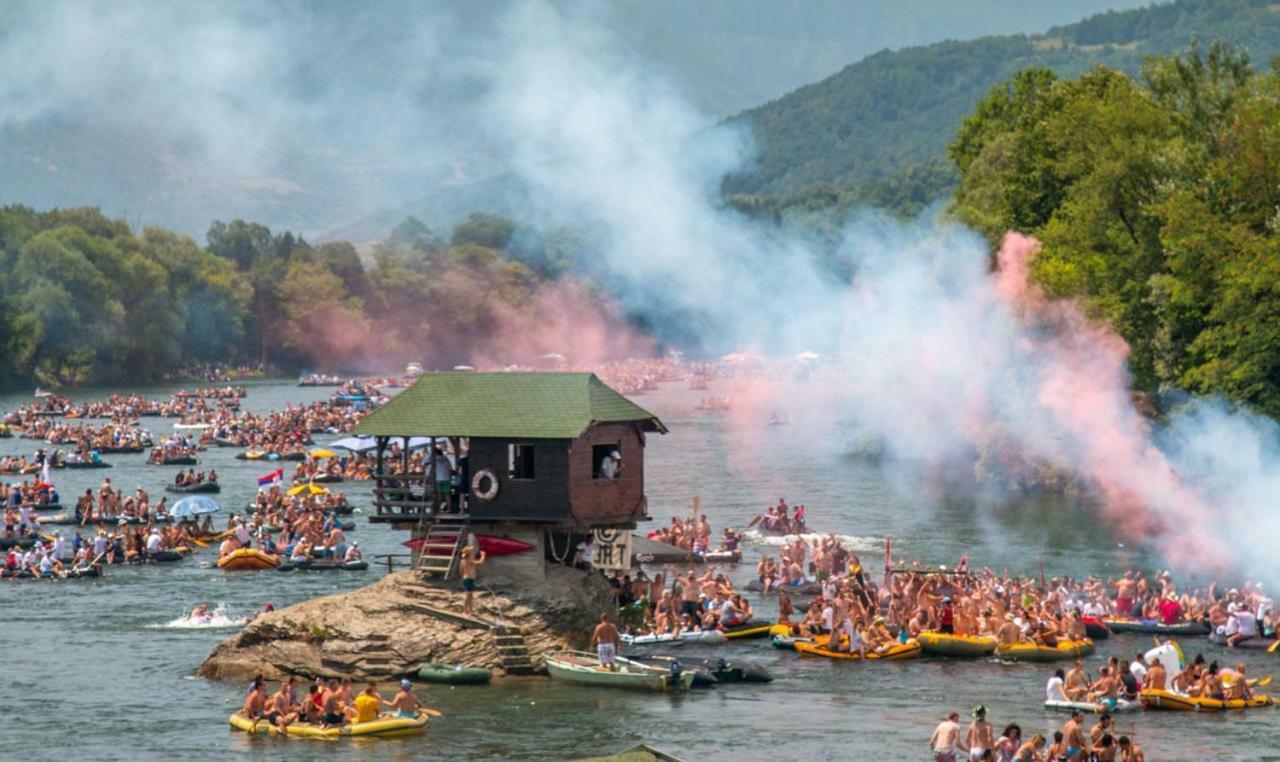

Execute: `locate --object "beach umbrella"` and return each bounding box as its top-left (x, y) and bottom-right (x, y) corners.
top-left (171, 496), bottom-right (221, 518)
top-left (329, 436), bottom-right (377, 453)
top-left (309, 448), bottom-right (337, 458)
top-left (287, 483), bottom-right (329, 496)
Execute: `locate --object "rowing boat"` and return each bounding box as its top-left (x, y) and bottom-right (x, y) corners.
top-left (544, 651), bottom-right (695, 691)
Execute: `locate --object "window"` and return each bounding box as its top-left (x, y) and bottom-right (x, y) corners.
top-left (508, 443), bottom-right (535, 480)
top-left (593, 443), bottom-right (620, 479)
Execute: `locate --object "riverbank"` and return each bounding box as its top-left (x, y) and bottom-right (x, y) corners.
top-left (199, 564), bottom-right (614, 682)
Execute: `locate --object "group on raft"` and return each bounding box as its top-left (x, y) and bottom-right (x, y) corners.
top-left (216, 512), bottom-right (361, 564)
top-left (174, 469), bottom-right (217, 487)
top-left (747, 498), bottom-right (806, 534)
top-left (241, 674), bottom-right (425, 733)
top-left (930, 705), bottom-right (1145, 762)
top-left (1046, 651), bottom-right (1257, 706)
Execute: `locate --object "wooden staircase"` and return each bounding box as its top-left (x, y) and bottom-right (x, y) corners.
top-left (413, 518), bottom-right (469, 579)
top-left (491, 624), bottom-right (536, 676)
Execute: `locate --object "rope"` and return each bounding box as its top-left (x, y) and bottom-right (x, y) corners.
top-left (546, 528), bottom-right (571, 563)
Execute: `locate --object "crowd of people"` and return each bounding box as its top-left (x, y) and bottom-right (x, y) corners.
top-left (929, 706), bottom-right (1146, 762)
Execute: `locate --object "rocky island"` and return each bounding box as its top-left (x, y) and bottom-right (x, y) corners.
top-left (199, 564), bottom-right (614, 683)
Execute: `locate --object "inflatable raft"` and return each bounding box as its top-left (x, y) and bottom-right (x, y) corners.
top-left (721, 621), bottom-right (774, 640)
top-left (229, 712), bottom-right (428, 738)
top-left (996, 639), bottom-right (1094, 663)
top-left (1207, 632), bottom-right (1278, 650)
top-left (166, 482), bottom-right (221, 494)
top-left (794, 639), bottom-right (921, 661)
top-left (216, 548), bottom-right (279, 571)
top-left (917, 632), bottom-right (997, 657)
top-left (1139, 689), bottom-right (1274, 712)
top-left (620, 629), bottom-right (727, 646)
top-left (1044, 699), bottom-right (1140, 714)
top-left (1104, 619), bottom-right (1209, 636)
top-left (416, 664), bottom-right (492, 685)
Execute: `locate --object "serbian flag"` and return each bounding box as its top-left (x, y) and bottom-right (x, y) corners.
top-left (257, 468), bottom-right (283, 491)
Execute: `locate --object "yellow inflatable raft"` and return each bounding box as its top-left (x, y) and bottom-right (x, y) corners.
top-left (794, 639), bottom-right (921, 661)
top-left (216, 548), bottom-right (280, 571)
top-left (229, 712), bottom-right (428, 737)
top-left (995, 638), bottom-right (1095, 663)
top-left (917, 632), bottom-right (997, 657)
top-left (1139, 690), bottom-right (1274, 712)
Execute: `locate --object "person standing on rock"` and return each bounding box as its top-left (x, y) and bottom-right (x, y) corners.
top-left (459, 545), bottom-right (486, 617)
top-left (591, 612), bottom-right (620, 670)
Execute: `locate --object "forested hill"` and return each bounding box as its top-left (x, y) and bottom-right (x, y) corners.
top-left (723, 0), bottom-right (1280, 205)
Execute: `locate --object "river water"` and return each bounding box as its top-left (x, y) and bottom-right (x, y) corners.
top-left (0, 379), bottom-right (1274, 760)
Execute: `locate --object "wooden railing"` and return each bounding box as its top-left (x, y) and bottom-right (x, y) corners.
top-left (368, 471), bottom-right (467, 523)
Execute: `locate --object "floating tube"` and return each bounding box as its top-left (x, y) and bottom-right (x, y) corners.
top-left (1103, 619), bottom-right (1209, 636)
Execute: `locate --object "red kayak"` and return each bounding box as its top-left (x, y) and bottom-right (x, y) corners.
top-left (403, 534), bottom-right (534, 557)
top-left (1082, 615), bottom-right (1111, 640)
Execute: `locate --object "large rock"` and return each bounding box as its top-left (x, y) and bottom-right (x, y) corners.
top-left (198, 564), bottom-right (615, 683)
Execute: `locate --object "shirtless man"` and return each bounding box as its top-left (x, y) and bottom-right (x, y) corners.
top-left (1225, 662), bottom-right (1253, 701)
top-left (1063, 710), bottom-right (1091, 761)
top-left (386, 678), bottom-right (424, 718)
top-left (265, 677), bottom-right (299, 733)
top-left (929, 712), bottom-right (960, 762)
top-left (459, 546), bottom-right (486, 617)
top-left (242, 676), bottom-right (267, 722)
top-left (965, 705), bottom-right (993, 762)
top-left (1064, 660), bottom-right (1089, 701)
top-left (1116, 736), bottom-right (1145, 762)
top-left (1143, 657), bottom-right (1167, 691)
top-left (997, 613), bottom-right (1022, 645)
top-left (590, 613), bottom-right (620, 670)
top-left (1112, 574), bottom-right (1135, 618)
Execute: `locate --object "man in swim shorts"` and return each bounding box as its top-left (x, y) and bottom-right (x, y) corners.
top-left (1063, 709), bottom-right (1090, 761)
top-left (591, 612), bottom-right (620, 669)
top-left (459, 545), bottom-right (486, 616)
top-left (929, 712), bottom-right (960, 761)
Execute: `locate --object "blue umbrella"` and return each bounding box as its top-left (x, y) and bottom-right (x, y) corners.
top-left (171, 495), bottom-right (221, 518)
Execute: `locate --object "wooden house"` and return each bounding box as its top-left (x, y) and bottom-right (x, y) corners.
top-left (358, 372), bottom-right (666, 580)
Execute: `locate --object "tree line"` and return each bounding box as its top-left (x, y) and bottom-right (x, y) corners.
top-left (950, 40), bottom-right (1280, 416)
top-left (0, 207), bottom-right (584, 387)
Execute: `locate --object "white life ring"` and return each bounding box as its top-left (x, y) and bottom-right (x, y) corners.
top-left (471, 469), bottom-right (499, 501)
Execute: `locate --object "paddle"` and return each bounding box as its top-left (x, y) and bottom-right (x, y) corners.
top-left (420, 707), bottom-right (442, 718)
top-left (1268, 639), bottom-right (1280, 654)
top-left (745, 515), bottom-right (761, 530)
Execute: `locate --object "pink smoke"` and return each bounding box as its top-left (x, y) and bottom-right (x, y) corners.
top-left (994, 232), bottom-right (1225, 568)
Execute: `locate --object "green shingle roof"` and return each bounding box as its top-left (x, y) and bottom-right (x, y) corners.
top-left (355, 372), bottom-right (667, 438)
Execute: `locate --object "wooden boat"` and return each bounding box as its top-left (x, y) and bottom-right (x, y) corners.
top-left (544, 651), bottom-right (695, 691)
top-left (165, 482), bottom-right (221, 494)
top-left (795, 639), bottom-right (922, 661)
top-left (995, 639), bottom-right (1095, 662)
top-left (1103, 619), bottom-right (1209, 636)
top-left (62, 461), bottom-right (112, 469)
top-left (917, 631), bottom-right (998, 657)
top-left (1139, 689), bottom-right (1274, 712)
top-left (415, 664), bottom-right (493, 685)
top-left (216, 548), bottom-right (279, 571)
top-left (229, 711), bottom-right (428, 738)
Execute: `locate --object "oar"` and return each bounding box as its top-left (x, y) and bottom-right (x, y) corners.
top-left (745, 515), bottom-right (761, 529)
top-left (1267, 639), bottom-right (1280, 654)
top-left (419, 707), bottom-right (442, 718)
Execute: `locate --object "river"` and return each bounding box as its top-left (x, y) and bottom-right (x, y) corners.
top-left (0, 379), bottom-right (1273, 760)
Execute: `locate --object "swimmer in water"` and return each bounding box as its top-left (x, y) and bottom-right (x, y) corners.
top-left (191, 603), bottom-right (212, 624)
